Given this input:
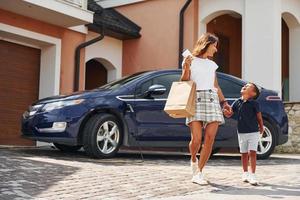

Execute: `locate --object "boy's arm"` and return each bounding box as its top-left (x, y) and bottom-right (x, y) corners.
top-left (257, 112), bottom-right (264, 134)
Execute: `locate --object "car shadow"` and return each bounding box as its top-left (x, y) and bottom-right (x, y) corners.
top-left (0, 149), bottom-right (80, 199)
top-left (8, 147), bottom-right (300, 167)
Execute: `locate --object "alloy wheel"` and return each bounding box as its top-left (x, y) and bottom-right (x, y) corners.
top-left (96, 121), bottom-right (120, 155)
top-left (257, 126), bottom-right (272, 155)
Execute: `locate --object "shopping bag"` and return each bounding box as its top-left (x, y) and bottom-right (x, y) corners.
top-left (164, 81), bottom-right (196, 118)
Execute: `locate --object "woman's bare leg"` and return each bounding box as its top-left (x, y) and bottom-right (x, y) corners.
top-left (189, 121), bottom-right (203, 162)
top-left (198, 122), bottom-right (219, 171)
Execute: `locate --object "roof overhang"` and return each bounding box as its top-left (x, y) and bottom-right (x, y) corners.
top-left (96, 0), bottom-right (146, 8)
top-left (0, 0), bottom-right (94, 27)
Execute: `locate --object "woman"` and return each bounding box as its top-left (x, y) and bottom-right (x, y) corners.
top-left (181, 33), bottom-right (231, 185)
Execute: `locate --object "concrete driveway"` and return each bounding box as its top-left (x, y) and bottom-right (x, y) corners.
top-left (0, 147), bottom-right (299, 200)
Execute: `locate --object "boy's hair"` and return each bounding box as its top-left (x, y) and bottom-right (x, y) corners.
top-left (250, 83), bottom-right (260, 100)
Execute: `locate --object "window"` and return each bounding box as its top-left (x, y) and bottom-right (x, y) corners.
top-left (136, 74), bottom-right (181, 99)
top-left (218, 77), bottom-right (243, 98)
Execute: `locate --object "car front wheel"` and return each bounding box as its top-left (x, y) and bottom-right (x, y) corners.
top-left (83, 114), bottom-right (122, 158)
top-left (257, 120), bottom-right (276, 159)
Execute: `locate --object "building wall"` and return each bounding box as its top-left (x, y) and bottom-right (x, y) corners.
top-left (198, 0), bottom-right (300, 101)
top-left (0, 9), bottom-right (86, 95)
top-left (275, 103), bottom-right (300, 153)
top-left (116, 0), bottom-right (199, 76)
top-left (85, 31), bottom-right (122, 83)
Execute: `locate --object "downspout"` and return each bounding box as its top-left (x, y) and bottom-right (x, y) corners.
top-left (178, 0), bottom-right (192, 68)
top-left (74, 29), bottom-right (104, 91)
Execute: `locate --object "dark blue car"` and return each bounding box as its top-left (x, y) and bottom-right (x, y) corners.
top-left (21, 70), bottom-right (288, 159)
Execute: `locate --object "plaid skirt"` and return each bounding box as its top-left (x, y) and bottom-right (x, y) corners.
top-left (186, 89), bottom-right (225, 126)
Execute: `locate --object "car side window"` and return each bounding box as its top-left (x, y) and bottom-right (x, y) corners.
top-left (218, 77), bottom-right (243, 98)
top-left (135, 79), bottom-right (153, 96)
top-left (135, 74), bottom-right (181, 99)
top-left (152, 74), bottom-right (181, 98)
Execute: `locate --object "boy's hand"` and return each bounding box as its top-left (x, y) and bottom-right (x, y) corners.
top-left (223, 108), bottom-right (232, 118)
top-left (259, 126), bottom-right (265, 135)
top-left (223, 102), bottom-right (232, 112)
top-left (223, 103), bottom-right (233, 118)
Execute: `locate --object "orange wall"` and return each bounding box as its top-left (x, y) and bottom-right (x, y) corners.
top-left (0, 9), bottom-right (86, 93)
top-left (116, 0), bottom-right (199, 75)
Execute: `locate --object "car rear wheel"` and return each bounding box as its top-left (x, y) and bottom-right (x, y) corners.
top-left (210, 147), bottom-right (221, 156)
top-left (257, 120), bottom-right (276, 159)
top-left (53, 143), bottom-right (82, 152)
top-left (83, 114), bottom-right (122, 158)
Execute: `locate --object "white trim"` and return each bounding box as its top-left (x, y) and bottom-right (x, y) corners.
top-left (0, 23), bottom-right (61, 99)
top-left (0, 37), bottom-right (41, 49)
top-left (97, 0), bottom-right (146, 8)
top-left (116, 96), bottom-right (167, 102)
top-left (24, 0), bottom-right (93, 22)
top-left (69, 25), bottom-right (88, 34)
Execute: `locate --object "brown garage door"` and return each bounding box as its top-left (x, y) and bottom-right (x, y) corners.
top-left (0, 40), bottom-right (40, 146)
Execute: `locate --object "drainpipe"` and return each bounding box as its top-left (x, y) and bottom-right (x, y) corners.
top-left (178, 0), bottom-right (192, 68)
top-left (74, 29), bottom-right (104, 91)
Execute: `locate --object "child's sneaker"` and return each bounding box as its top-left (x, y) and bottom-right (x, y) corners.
top-left (191, 158), bottom-right (199, 175)
top-left (249, 173), bottom-right (258, 185)
top-left (191, 172), bottom-right (208, 185)
top-left (242, 172), bottom-right (249, 182)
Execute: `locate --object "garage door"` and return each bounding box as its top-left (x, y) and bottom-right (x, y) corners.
top-left (0, 40), bottom-right (40, 146)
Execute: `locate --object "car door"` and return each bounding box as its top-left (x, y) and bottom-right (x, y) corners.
top-left (216, 75), bottom-right (243, 141)
top-left (132, 73), bottom-right (190, 141)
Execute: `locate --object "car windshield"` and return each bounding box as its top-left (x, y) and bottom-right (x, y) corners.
top-left (99, 71), bottom-right (150, 90)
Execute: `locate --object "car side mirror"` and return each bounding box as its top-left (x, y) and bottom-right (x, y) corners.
top-left (145, 84), bottom-right (166, 97)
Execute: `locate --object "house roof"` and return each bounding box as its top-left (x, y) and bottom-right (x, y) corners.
top-left (87, 0), bottom-right (141, 40)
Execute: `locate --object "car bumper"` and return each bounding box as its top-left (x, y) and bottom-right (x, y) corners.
top-left (21, 105), bottom-right (88, 145)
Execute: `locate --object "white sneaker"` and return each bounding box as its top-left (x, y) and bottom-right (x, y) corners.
top-left (191, 172), bottom-right (208, 185)
top-left (242, 172), bottom-right (249, 182)
top-left (191, 158), bottom-right (199, 175)
top-left (249, 173), bottom-right (258, 185)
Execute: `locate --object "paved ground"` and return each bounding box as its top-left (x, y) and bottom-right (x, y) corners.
top-left (0, 147), bottom-right (299, 200)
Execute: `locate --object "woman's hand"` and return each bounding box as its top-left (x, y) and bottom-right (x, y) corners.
top-left (181, 56), bottom-right (193, 81)
top-left (183, 55), bottom-right (193, 69)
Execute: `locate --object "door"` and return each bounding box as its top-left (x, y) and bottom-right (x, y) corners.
top-left (132, 73), bottom-right (189, 141)
top-left (0, 40), bottom-right (40, 145)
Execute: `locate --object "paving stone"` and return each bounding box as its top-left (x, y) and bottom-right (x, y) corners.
top-left (0, 148), bottom-right (299, 200)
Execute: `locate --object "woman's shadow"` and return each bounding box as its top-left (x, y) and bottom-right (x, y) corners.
top-left (209, 182), bottom-right (300, 198)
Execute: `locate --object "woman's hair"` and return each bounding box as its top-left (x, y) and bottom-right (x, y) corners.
top-left (192, 33), bottom-right (219, 57)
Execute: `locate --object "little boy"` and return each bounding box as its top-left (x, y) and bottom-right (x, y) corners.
top-left (224, 83), bottom-right (264, 185)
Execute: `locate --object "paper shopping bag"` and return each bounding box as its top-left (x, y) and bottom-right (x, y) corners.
top-left (164, 81), bottom-right (196, 118)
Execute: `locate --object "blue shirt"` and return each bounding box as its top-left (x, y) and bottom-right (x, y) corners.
top-left (232, 98), bottom-right (261, 134)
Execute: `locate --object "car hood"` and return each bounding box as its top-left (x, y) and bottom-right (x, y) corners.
top-left (34, 88), bottom-right (112, 104)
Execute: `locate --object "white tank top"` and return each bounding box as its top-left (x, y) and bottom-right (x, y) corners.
top-left (185, 57), bottom-right (218, 91)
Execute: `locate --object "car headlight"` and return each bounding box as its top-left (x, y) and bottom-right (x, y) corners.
top-left (28, 104), bottom-right (43, 116)
top-left (42, 99), bottom-right (85, 112)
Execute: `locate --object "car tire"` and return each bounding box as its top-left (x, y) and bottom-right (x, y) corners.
top-left (83, 113), bottom-right (123, 158)
top-left (211, 147), bottom-right (221, 156)
top-left (257, 120), bottom-right (277, 160)
top-left (53, 143), bottom-right (82, 152)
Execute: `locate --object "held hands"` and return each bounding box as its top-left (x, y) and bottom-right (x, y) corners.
top-left (223, 102), bottom-right (233, 118)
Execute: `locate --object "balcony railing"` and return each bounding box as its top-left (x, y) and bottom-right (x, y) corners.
top-left (60, 0), bottom-right (88, 10)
